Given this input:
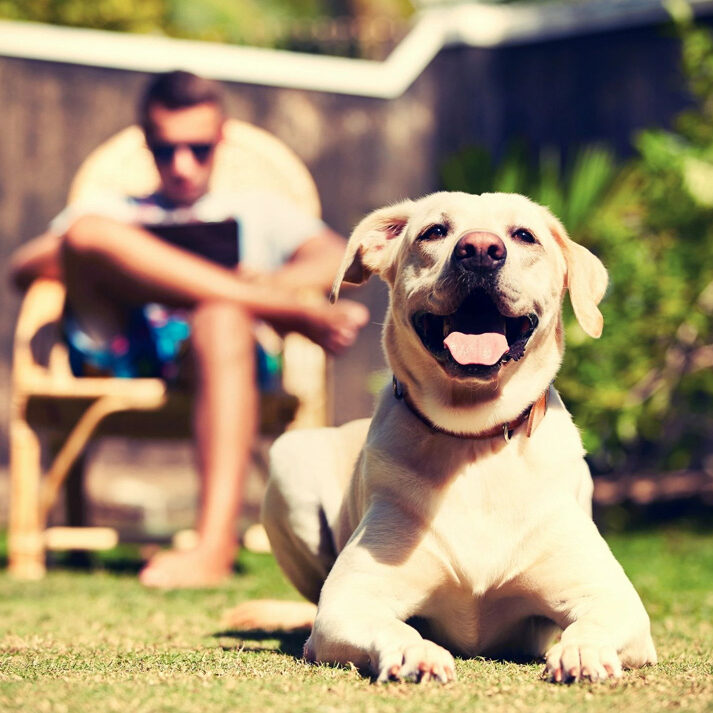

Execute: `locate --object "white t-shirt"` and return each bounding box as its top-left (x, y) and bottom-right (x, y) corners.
top-left (50, 189), bottom-right (326, 271)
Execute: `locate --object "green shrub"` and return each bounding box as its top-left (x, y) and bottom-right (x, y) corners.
top-left (0, 0), bottom-right (167, 33)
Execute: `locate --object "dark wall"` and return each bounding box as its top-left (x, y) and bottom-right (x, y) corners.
top-left (0, 17), bottom-right (703, 456)
top-left (433, 22), bottom-right (695, 163)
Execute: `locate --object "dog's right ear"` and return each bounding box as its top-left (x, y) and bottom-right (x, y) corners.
top-left (330, 200), bottom-right (414, 302)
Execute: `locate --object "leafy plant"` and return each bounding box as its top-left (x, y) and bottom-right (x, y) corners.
top-left (441, 142), bottom-right (616, 233)
top-left (561, 15), bottom-right (713, 474)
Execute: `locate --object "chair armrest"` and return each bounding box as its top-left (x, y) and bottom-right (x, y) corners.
top-left (14, 278), bottom-right (66, 343)
top-left (13, 278), bottom-right (73, 389)
top-left (12, 278), bottom-right (168, 406)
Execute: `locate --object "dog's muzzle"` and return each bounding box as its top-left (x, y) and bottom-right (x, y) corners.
top-left (412, 288), bottom-right (538, 379)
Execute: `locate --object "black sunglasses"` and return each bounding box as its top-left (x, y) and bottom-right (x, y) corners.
top-left (148, 142), bottom-right (216, 165)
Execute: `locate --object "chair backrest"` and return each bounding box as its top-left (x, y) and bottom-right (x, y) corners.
top-left (67, 120), bottom-right (322, 218)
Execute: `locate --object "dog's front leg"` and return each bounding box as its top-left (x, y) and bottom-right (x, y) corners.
top-left (304, 533), bottom-right (456, 683)
top-left (306, 604), bottom-right (456, 683)
top-left (530, 507), bottom-right (657, 683)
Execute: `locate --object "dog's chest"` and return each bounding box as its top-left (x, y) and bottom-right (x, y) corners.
top-left (416, 446), bottom-right (551, 652)
top-left (430, 450), bottom-right (540, 581)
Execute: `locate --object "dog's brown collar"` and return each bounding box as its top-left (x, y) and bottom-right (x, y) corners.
top-left (392, 376), bottom-right (549, 442)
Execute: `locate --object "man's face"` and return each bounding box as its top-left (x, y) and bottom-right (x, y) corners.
top-left (146, 102), bottom-right (224, 206)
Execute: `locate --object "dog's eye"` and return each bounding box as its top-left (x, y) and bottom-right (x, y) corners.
top-left (512, 228), bottom-right (537, 244)
top-left (419, 224), bottom-right (449, 241)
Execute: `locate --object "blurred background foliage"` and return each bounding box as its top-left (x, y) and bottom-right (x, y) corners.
top-left (442, 15), bottom-right (713, 477)
top-left (0, 0), bottom-right (414, 58)
top-left (0, 0), bottom-right (167, 33)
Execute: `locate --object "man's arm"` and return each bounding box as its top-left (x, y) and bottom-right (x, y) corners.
top-left (255, 228), bottom-right (347, 294)
top-left (8, 232), bottom-right (64, 291)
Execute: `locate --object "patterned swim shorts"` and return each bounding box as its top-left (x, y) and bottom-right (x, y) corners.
top-left (63, 303), bottom-right (281, 389)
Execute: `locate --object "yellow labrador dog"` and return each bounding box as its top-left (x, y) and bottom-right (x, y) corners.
top-left (232, 192), bottom-right (656, 684)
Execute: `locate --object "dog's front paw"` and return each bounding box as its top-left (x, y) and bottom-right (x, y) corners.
top-left (376, 640), bottom-right (456, 684)
top-left (544, 642), bottom-right (623, 683)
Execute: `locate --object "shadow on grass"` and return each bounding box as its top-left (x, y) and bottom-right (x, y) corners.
top-left (211, 626), bottom-right (542, 682)
top-left (213, 628), bottom-right (309, 658)
top-left (47, 547), bottom-right (250, 576)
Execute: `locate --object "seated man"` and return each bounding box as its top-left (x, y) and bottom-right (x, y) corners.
top-left (9, 70), bottom-right (369, 589)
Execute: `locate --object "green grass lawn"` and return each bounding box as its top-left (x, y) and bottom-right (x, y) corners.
top-left (1, 524), bottom-right (712, 713)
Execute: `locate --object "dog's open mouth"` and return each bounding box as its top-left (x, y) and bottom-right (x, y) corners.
top-left (412, 290), bottom-right (538, 377)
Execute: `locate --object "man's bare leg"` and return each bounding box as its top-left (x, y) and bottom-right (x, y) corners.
top-left (139, 302), bottom-right (256, 588)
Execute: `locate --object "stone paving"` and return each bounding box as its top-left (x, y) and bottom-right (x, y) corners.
top-left (0, 437), bottom-right (268, 542)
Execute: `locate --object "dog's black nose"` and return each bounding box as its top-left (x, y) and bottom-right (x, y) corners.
top-left (453, 231), bottom-right (507, 272)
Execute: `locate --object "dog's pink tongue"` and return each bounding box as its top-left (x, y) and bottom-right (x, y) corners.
top-left (444, 331), bottom-right (509, 366)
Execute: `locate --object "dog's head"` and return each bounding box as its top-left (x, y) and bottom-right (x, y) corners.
top-left (332, 192), bottom-right (607, 427)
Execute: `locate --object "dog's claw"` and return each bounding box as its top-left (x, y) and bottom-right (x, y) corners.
top-left (377, 641), bottom-right (456, 684)
top-left (545, 642), bottom-right (624, 684)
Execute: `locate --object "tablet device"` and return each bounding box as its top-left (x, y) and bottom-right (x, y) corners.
top-left (143, 219), bottom-right (239, 268)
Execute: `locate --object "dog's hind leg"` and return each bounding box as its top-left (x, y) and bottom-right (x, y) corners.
top-left (263, 422), bottom-right (368, 601)
top-left (260, 459), bottom-right (336, 604)
top-left (225, 419), bottom-right (370, 634)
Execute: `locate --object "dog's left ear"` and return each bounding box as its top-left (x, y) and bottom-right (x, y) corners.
top-left (330, 199), bottom-right (414, 302)
top-left (547, 213), bottom-right (608, 338)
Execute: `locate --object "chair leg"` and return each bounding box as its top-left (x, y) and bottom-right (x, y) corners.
top-left (65, 452), bottom-right (89, 528)
top-left (8, 414), bottom-right (46, 580)
top-left (63, 453), bottom-right (93, 568)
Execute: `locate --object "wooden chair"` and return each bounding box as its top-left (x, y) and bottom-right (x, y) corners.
top-left (8, 120), bottom-right (329, 580)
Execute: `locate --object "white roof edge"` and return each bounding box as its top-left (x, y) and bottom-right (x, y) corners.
top-left (1, 0), bottom-right (712, 99)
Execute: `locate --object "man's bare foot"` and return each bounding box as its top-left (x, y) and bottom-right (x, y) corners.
top-left (139, 545), bottom-right (235, 589)
top-left (296, 298), bottom-right (369, 354)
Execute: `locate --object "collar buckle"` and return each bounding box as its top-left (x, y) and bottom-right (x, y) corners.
top-left (392, 375), bottom-right (404, 400)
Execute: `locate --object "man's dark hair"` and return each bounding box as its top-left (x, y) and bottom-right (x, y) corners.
top-left (139, 70), bottom-right (225, 138)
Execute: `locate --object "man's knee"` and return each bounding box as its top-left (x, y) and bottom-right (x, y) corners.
top-left (62, 215), bottom-right (115, 258)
